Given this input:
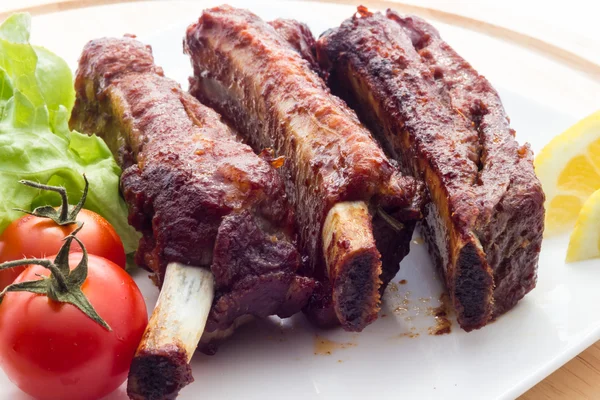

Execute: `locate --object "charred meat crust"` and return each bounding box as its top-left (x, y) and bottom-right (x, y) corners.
top-left (127, 346), bottom-right (193, 400)
top-left (316, 7), bottom-right (544, 330)
top-left (453, 241), bottom-right (492, 327)
top-left (333, 250), bottom-right (381, 331)
top-left (185, 6), bottom-right (424, 330)
top-left (70, 37), bottom-right (315, 352)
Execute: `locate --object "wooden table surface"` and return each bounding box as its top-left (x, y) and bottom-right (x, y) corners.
top-left (1, 1), bottom-right (599, 399)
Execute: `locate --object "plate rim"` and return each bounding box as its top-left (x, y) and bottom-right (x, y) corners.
top-left (3, 0), bottom-right (600, 82)
top-left (1, 2), bottom-right (597, 400)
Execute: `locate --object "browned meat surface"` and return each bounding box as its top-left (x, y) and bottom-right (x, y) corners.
top-left (70, 37), bottom-right (315, 398)
top-left (185, 6), bottom-right (423, 331)
top-left (268, 19), bottom-right (320, 73)
top-left (317, 7), bottom-right (545, 331)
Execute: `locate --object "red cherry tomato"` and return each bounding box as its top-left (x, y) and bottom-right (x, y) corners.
top-left (0, 209), bottom-right (126, 290)
top-left (0, 253), bottom-right (147, 400)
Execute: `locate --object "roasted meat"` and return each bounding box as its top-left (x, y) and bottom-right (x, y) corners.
top-left (70, 36), bottom-right (315, 400)
top-left (316, 7), bottom-right (545, 331)
top-left (185, 5), bottom-right (424, 332)
top-left (268, 18), bottom-right (320, 73)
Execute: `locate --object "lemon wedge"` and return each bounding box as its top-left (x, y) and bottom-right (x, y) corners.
top-left (534, 110), bottom-right (600, 236)
top-left (566, 188), bottom-right (600, 262)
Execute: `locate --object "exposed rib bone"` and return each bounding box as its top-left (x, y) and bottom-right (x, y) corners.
top-left (127, 263), bottom-right (214, 400)
top-left (322, 201), bottom-right (382, 331)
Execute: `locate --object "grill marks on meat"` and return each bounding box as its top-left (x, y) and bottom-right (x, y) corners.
top-left (317, 7), bottom-right (544, 330)
top-left (185, 5), bottom-right (423, 331)
top-left (70, 37), bottom-right (315, 344)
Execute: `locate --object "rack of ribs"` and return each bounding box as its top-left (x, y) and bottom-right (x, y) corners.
top-left (316, 7), bottom-right (545, 331)
top-left (70, 36), bottom-right (315, 400)
top-left (185, 5), bottom-right (424, 332)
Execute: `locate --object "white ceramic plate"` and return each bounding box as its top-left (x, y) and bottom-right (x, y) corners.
top-left (2, 1), bottom-right (600, 399)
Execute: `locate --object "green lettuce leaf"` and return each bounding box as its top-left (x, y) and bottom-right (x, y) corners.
top-left (0, 13), bottom-right (139, 253)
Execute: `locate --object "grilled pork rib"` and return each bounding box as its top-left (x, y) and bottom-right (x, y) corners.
top-left (70, 37), bottom-right (314, 400)
top-left (317, 7), bottom-right (545, 330)
top-left (185, 6), bottom-right (423, 331)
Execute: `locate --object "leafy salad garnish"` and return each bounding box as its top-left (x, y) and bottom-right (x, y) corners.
top-left (0, 14), bottom-right (139, 252)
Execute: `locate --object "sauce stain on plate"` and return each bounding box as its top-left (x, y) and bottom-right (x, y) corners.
top-left (427, 293), bottom-right (452, 335)
top-left (314, 335), bottom-right (356, 355)
top-left (397, 331), bottom-right (420, 338)
top-left (412, 237), bottom-right (425, 245)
